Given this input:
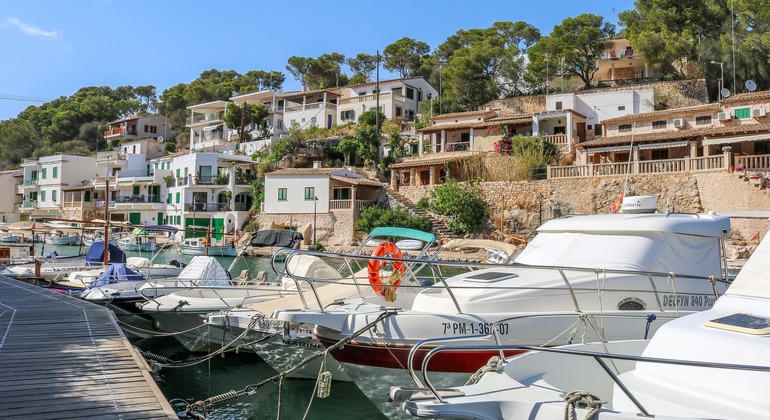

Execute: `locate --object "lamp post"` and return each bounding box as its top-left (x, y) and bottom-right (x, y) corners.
top-left (537, 192), bottom-right (544, 227)
top-left (710, 61), bottom-right (724, 101)
top-left (313, 195), bottom-right (318, 245)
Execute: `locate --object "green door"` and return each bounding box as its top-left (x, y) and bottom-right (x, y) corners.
top-left (133, 186), bottom-right (140, 195)
top-left (157, 212), bottom-right (164, 225)
top-left (212, 218), bottom-right (225, 241)
top-left (185, 217), bottom-right (210, 238)
top-left (129, 212), bottom-right (141, 225)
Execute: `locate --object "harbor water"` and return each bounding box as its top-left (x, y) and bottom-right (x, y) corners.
top-left (33, 242), bottom-right (388, 419)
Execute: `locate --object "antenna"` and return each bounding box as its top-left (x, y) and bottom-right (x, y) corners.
top-left (720, 88), bottom-right (731, 99)
top-left (157, 136), bottom-right (164, 143)
top-left (746, 80), bottom-right (757, 92)
top-left (157, 144), bottom-right (164, 152)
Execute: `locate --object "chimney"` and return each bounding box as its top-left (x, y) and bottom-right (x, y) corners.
top-left (313, 160), bottom-right (322, 168)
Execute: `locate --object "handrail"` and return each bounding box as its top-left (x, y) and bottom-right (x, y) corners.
top-left (265, 248), bottom-right (727, 322)
top-left (405, 311), bottom-right (680, 388)
top-left (415, 342), bottom-right (770, 412)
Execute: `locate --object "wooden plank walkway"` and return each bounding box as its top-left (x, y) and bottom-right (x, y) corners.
top-left (0, 276), bottom-right (178, 419)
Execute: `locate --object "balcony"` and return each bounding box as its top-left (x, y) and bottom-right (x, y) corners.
top-left (22, 178), bottom-right (38, 186)
top-left (184, 202), bottom-right (231, 212)
top-left (329, 199), bottom-right (375, 211)
top-left (19, 200), bottom-right (37, 210)
top-left (548, 154), bottom-right (729, 179)
top-left (284, 102), bottom-right (337, 113)
top-left (186, 112), bottom-right (225, 125)
top-left (339, 91), bottom-right (404, 105)
top-left (21, 158), bottom-right (38, 164)
top-left (103, 127), bottom-right (138, 137)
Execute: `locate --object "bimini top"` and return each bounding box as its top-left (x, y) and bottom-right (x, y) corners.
top-left (85, 242), bottom-right (126, 266)
top-left (91, 263), bottom-right (145, 287)
top-left (536, 212), bottom-right (730, 238)
top-left (250, 230), bottom-right (303, 248)
top-left (517, 213), bottom-right (730, 278)
top-left (368, 227), bottom-right (437, 244)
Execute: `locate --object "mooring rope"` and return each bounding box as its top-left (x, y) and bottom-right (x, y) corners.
top-left (171, 310), bottom-right (396, 418)
top-left (563, 390), bottom-right (603, 420)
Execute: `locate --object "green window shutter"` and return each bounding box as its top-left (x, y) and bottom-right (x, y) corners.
top-left (278, 188), bottom-right (287, 201)
top-left (52, 190), bottom-right (57, 202)
top-left (53, 167), bottom-right (58, 178)
top-left (176, 192), bottom-right (180, 204)
top-left (40, 191), bottom-right (46, 201)
top-left (305, 187), bottom-right (315, 200)
top-left (176, 168), bottom-right (180, 178)
top-left (41, 169), bottom-right (47, 179)
top-left (735, 108), bottom-right (751, 119)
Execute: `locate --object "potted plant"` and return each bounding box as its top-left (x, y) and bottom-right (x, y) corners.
top-left (722, 146), bottom-right (733, 152)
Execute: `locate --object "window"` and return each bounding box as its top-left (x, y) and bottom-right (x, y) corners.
top-left (395, 107), bottom-right (402, 117)
top-left (305, 187), bottom-right (315, 200)
top-left (175, 192), bottom-right (180, 204)
top-left (392, 87), bottom-right (403, 95)
top-left (619, 124), bottom-right (633, 133)
top-left (277, 100), bottom-right (284, 111)
top-left (460, 132), bottom-right (471, 143)
top-left (406, 87), bottom-right (414, 100)
top-left (341, 110), bottom-right (356, 121)
top-left (618, 105), bottom-right (626, 111)
top-left (167, 193), bottom-right (172, 204)
top-left (290, 119), bottom-right (296, 126)
top-left (278, 188), bottom-right (287, 201)
top-left (734, 107), bottom-right (751, 119)
top-left (53, 167), bottom-right (58, 178)
top-left (31, 170), bottom-right (37, 180)
top-left (52, 190), bottom-right (57, 202)
top-left (41, 168), bottom-right (47, 179)
top-left (310, 116), bottom-right (317, 126)
top-left (277, 119), bottom-right (283, 129)
top-left (652, 120), bottom-right (667, 130)
top-left (595, 125), bottom-right (603, 136)
top-left (555, 101), bottom-right (563, 110)
top-left (696, 115), bottom-right (712, 125)
top-left (40, 191), bottom-right (46, 202)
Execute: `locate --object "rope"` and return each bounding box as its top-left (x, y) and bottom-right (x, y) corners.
top-left (382, 268), bottom-right (402, 302)
top-left (644, 314), bottom-right (656, 340)
top-left (167, 311), bottom-right (396, 414)
top-left (464, 356), bottom-right (502, 385)
top-left (563, 390), bottom-right (603, 420)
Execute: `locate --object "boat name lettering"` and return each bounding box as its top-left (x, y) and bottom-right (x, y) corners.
top-left (441, 322), bottom-right (509, 335)
top-left (281, 339), bottom-right (322, 348)
top-left (661, 294), bottom-right (716, 308)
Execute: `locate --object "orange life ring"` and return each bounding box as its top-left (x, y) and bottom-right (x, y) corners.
top-left (368, 241), bottom-right (405, 296)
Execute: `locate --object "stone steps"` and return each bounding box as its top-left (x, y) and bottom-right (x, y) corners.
top-left (385, 190), bottom-right (461, 243)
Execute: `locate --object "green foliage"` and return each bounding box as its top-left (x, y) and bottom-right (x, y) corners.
top-left (526, 14), bottom-right (614, 89)
top-left (416, 197), bottom-right (430, 210)
top-left (383, 37), bottom-right (430, 78)
top-left (428, 179), bottom-right (488, 234)
top-left (355, 205), bottom-right (432, 234)
top-left (164, 142), bottom-right (176, 153)
top-left (286, 54), bottom-right (349, 90)
top-left (388, 132), bottom-right (406, 158)
top-left (223, 102), bottom-right (269, 141)
top-left (347, 53), bottom-right (377, 81)
top-left (250, 179), bottom-right (264, 212)
top-left (353, 125), bottom-right (381, 164)
top-left (357, 110), bottom-right (387, 128)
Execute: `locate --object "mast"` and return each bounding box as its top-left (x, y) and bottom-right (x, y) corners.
top-left (103, 155), bottom-right (110, 265)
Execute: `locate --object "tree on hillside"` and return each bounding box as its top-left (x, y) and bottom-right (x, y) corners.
top-left (0, 119), bottom-right (39, 167)
top-left (223, 102), bottom-right (269, 142)
top-left (383, 37), bottom-right (430, 78)
top-left (244, 70), bottom-right (286, 91)
top-left (320, 52), bottom-right (346, 87)
top-left (134, 85), bottom-right (158, 114)
top-left (347, 53), bottom-right (378, 83)
top-left (286, 56), bottom-right (313, 91)
top-left (527, 14), bottom-right (614, 89)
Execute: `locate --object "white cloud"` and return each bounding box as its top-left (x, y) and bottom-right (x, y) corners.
top-left (3, 17), bottom-right (59, 39)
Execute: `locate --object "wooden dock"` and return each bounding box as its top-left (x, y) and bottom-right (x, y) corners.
top-left (0, 276), bottom-right (177, 419)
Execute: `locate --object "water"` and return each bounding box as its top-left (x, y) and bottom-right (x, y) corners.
top-left (37, 242), bottom-right (389, 419)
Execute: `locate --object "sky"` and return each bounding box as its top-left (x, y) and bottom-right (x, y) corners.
top-left (0, 0), bottom-right (636, 121)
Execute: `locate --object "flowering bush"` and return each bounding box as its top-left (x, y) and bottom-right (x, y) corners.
top-left (749, 175), bottom-right (760, 180)
top-left (494, 136), bottom-right (512, 152)
top-left (735, 166), bottom-right (745, 172)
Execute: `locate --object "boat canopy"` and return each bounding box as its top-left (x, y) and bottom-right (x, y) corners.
top-left (177, 256), bottom-right (230, 287)
top-left (250, 230), bottom-right (304, 248)
top-left (85, 242), bottom-right (126, 266)
top-left (537, 213), bottom-right (730, 238)
top-left (91, 263), bottom-right (145, 287)
top-left (725, 231), bottom-right (770, 300)
top-left (368, 227), bottom-right (437, 244)
top-left (131, 225), bottom-right (178, 235)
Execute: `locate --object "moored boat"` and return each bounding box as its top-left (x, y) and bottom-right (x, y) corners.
top-left (179, 236), bottom-right (237, 257)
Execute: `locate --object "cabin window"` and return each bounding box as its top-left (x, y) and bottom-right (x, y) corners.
top-left (652, 120), bottom-right (667, 130)
top-left (41, 168), bottom-right (47, 179)
top-left (278, 188), bottom-right (287, 201)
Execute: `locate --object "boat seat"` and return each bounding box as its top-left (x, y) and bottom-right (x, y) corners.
top-left (232, 269), bottom-right (250, 285)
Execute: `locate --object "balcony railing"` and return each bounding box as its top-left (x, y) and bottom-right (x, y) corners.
top-left (22, 179), bottom-right (38, 186)
top-left (22, 158), bottom-right (38, 164)
top-left (103, 127), bottom-right (137, 137)
top-left (187, 112), bottom-right (225, 125)
top-left (184, 202), bottom-right (230, 212)
top-left (329, 199), bottom-right (375, 210)
top-left (736, 154), bottom-right (770, 170)
top-left (339, 92), bottom-right (405, 105)
top-left (20, 200), bottom-right (37, 209)
top-left (233, 202), bottom-right (249, 211)
top-left (548, 154), bottom-right (729, 179)
top-left (284, 102), bottom-right (337, 113)
top-left (543, 134), bottom-right (576, 145)
top-left (113, 194), bottom-right (163, 204)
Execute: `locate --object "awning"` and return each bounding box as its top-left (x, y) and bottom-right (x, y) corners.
top-left (202, 125), bottom-right (222, 131)
top-left (586, 145), bottom-right (634, 154)
top-left (639, 140), bottom-right (689, 150)
top-left (702, 133), bottom-right (770, 146)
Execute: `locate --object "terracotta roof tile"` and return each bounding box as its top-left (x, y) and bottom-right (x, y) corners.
top-left (266, 168), bottom-right (342, 176)
top-left (329, 175), bottom-right (383, 187)
top-left (431, 110), bottom-right (497, 120)
top-left (722, 90), bottom-right (770, 103)
top-left (579, 122), bottom-right (770, 148)
top-left (600, 104), bottom-right (719, 124)
top-left (389, 151), bottom-right (477, 169)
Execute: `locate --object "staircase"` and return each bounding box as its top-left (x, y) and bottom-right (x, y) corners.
top-left (736, 171), bottom-right (768, 192)
top-left (385, 189), bottom-right (461, 243)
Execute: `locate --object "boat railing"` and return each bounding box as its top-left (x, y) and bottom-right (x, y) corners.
top-left (404, 311), bottom-right (681, 389)
top-left (135, 281), bottom-right (295, 309)
top-left (411, 342), bottom-right (770, 415)
top-left (269, 249), bottom-right (727, 316)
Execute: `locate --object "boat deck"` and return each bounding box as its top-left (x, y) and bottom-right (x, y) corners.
top-left (0, 276), bottom-right (177, 419)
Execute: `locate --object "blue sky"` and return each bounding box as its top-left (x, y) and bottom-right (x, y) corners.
top-left (0, 0), bottom-right (636, 121)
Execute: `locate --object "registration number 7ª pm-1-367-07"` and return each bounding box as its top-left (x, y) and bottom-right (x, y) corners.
top-left (442, 322), bottom-right (510, 335)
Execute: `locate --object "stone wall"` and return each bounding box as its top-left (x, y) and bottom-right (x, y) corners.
top-left (256, 210), bottom-right (357, 247)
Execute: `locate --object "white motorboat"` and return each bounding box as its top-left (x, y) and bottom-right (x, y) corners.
top-left (137, 230), bottom-right (308, 349)
top-left (180, 236), bottom-right (237, 257)
top-left (273, 210), bottom-right (732, 418)
top-left (117, 235), bottom-right (156, 252)
top-left (400, 228), bottom-right (770, 420)
top-left (45, 230), bottom-right (81, 245)
top-left (0, 234), bottom-right (23, 243)
top-left (202, 227), bottom-right (440, 380)
top-left (0, 241), bottom-right (126, 281)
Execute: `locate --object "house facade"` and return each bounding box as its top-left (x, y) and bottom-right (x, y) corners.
top-left (104, 114), bottom-right (176, 144)
top-left (282, 88), bottom-right (341, 130)
top-left (229, 90), bottom-right (288, 156)
top-left (187, 101), bottom-right (229, 151)
top-left (18, 154), bottom-right (98, 220)
top-left (337, 78), bottom-right (438, 123)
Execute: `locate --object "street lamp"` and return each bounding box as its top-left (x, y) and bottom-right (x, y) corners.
top-left (313, 196), bottom-right (318, 245)
top-left (710, 61), bottom-right (724, 101)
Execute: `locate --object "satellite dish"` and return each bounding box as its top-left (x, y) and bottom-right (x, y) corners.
top-left (746, 80), bottom-right (757, 92)
top-left (157, 145), bottom-right (164, 152)
top-left (157, 136), bottom-right (164, 143)
top-left (721, 88), bottom-right (731, 99)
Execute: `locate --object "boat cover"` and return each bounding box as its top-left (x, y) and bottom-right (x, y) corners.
top-left (85, 242), bottom-right (126, 266)
top-left (91, 263), bottom-right (145, 287)
top-left (250, 230), bottom-right (303, 248)
top-left (726, 231), bottom-right (770, 300)
top-left (177, 256), bottom-right (230, 286)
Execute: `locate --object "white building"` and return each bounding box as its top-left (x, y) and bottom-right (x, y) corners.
top-left (103, 114), bottom-right (176, 144)
top-left (187, 101), bottom-right (230, 152)
top-left (229, 90), bottom-right (287, 156)
top-left (337, 77), bottom-right (438, 123)
top-left (18, 154), bottom-right (98, 220)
